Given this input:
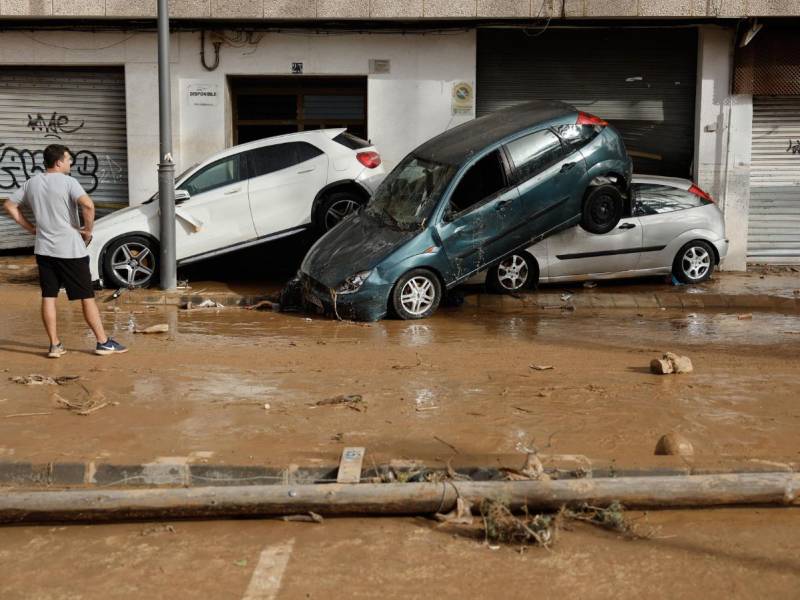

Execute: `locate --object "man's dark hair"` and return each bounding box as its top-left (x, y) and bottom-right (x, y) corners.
top-left (43, 144), bottom-right (72, 169)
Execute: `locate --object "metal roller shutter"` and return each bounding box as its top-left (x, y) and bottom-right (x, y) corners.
top-left (477, 28), bottom-right (697, 178)
top-left (748, 96), bottom-right (800, 264)
top-left (0, 67), bottom-right (128, 250)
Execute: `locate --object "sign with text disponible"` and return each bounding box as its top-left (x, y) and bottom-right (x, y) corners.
top-left (187, 83), bottom-right (219, 107)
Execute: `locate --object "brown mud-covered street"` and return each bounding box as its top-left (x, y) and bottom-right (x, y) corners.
top-left (2, 272), bottom-right (800, 599)
top-left (1, 281), bottom-right (798, 467)
top-left (1, 508), bottom-right (800, 600)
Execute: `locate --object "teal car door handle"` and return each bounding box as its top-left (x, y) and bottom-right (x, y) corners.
top-left (559, 161), bottom-right (577, 173)
top-left (495, 199), bottom-right (512, 210)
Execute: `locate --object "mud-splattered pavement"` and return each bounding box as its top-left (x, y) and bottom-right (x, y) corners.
top-left (1, 280), bottom-right (800, 598)
top-left (1, 282), bottom-right (799, 467)
top-left (2, 508), bottom-right (800, 599)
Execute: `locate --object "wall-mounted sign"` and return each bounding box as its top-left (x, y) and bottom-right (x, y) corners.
top-left (292, 62), bottom-right (304, 75)
top-left (451, 81), bottom-right (474, 116)
top-left (187, 83), bottom-right (219, 107)
top-left (369, 59), bottom-right (391, 75)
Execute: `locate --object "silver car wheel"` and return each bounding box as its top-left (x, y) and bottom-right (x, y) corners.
top-left (325, 199), bottom-right (359, 230)
top-left (681, 246), bottom-right (711, 281)
top-left (110, 242), bottom-right (155, 286)
top-left (497, 255), bottom-right (529, 291)
top-left (400, 276), bottom-right (436, 316)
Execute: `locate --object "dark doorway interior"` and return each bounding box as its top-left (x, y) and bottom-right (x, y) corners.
top-left (229, 76), bottom-right (368, 145)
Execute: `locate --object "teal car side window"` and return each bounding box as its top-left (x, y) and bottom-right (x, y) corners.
top-left (447, 150), bottom-right (509, 218)
top-left (505, 129), bottom-right (566, 183)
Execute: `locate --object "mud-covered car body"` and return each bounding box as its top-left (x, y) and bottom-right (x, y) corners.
top-left (300, 100), bottom-right (632, 321)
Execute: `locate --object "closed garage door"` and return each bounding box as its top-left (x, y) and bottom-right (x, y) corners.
top-left (748, 96), bottom-right (800, 263)
top-left (0, 67), bottom-right (128, 250)
top-left (477, 28), bottom-right (697, 178)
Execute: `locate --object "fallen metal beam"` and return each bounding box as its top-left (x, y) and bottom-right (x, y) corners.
top-left (1, 473), bottom-right (798, 524)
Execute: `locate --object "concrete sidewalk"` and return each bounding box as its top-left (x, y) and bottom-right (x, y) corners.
top-left (3, 255), bottom-right (798, 312)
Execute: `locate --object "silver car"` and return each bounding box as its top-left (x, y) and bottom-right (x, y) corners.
top-left (478, 175), bottom-right (729, 291)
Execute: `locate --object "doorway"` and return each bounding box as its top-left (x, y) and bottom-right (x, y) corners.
top-left (229, 76), bottom-right (368, 145)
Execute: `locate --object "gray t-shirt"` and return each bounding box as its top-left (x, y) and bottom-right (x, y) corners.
top-left (10, 173), bottom-right (88, 259)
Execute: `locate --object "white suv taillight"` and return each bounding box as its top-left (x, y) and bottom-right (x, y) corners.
top-left (356, 151), bottom-right (381, 169)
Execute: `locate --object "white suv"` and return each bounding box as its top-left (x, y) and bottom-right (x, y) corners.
top-left (89, 129), bottom-right (385, 288)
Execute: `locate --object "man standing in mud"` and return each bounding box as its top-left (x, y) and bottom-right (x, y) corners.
top-left (3, 144), bottom-right (127, 357)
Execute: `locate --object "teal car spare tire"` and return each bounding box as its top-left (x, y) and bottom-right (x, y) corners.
top-left (581, 184), bottom-right (624, 235)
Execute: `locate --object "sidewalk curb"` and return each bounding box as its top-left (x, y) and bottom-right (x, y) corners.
top-left (462, 291), bottom-right (800, 313)
top-left (104, 289), bottom-right (800, 313)
top-left (1, 458), bottom-right (796, 489)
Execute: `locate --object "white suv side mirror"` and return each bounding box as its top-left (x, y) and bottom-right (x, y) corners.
top-left (175, 189), bottom-right (191, 204)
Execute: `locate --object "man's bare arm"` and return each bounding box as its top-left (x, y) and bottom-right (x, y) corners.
top-left (3, 199), bottom-right (36, 235)
top-left (77, 194), bottom-right (95, 240)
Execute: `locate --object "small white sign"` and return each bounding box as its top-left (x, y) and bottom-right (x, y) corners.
top-left (187, 83), bottom-right (219, 107)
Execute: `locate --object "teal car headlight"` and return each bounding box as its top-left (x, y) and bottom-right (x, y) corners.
top-left (336, 270), bottom-right (373, 295)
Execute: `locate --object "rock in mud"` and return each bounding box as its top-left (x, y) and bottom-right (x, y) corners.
top-left (655, 432), bottom-right (694, 456)
top-left (650, 352), bottom-right (693, 375)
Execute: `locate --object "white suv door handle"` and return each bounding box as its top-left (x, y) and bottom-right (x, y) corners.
top-left (297, 168), bottom-right (315, 174)
top-left (224, 187), bottom-right (242, 195)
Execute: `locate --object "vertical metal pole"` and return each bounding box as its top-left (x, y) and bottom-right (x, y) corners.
top-left (157, 0), bottom-right (177, 290)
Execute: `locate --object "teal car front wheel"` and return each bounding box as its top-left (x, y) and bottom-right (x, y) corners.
top-left (391, 269), bottom-right (442, 320)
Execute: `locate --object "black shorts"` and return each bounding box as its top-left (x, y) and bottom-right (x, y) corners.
top-left (35, 255), bottom-right (94, 301)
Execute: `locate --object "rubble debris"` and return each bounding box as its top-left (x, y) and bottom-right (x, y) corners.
top-left (3, 412), bottom-right (52, 419)
top-left (181, 299), bottom-right (224, 310)
top-left (501, 454), bottom-right (550, 481)
top-left (654, 432), bottom-right (694, 457)
top-left (245, 299), bottom-right (277, 311)
top-left (134, 323), bottom-right (169, 334)
top-left (563, 501), bottom-right (643, 538)
top-left (10, 374), bottom-right (80, 386)
top-left (53, 392), bottom-right (114, 416)
top-left (529, 364), bottom-right (554, 371)
top-left (281, 512), bottom-right (324, 523)
top-left (583, 281), bottom-right (597, 288)
top-left (140, 524), bottom-right (176, 536)
top-left (480, 499), bottom-right (557, 548)
top-left (278, 276), bottom-right (304, 313)
top-left (650, 352), bottom-right (693, 374)
top-left (737, 313), bottom-right (753, 320)
top-left (435, 496), bottom-right (474, 525)
top-left (313, 394), bottom-right (364, 411)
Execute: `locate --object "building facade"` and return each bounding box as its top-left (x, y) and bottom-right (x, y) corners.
top-left (1, 1), bottom-right (799, 268)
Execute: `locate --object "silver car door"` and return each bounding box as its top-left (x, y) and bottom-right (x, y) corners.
top-left (636, 185), bottom-right (708, 270)
top-left (547, 216), bottom-right (643, 278)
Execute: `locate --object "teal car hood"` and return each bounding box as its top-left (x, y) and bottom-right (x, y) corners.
top-left (301, 212), bottom-right (417, 288)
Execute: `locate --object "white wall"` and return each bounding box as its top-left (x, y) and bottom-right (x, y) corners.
top-left (0, 30), bottom-right (476, 206)
top-left (175, 31), bottom-right (476, 180)
top-left (694, 25), bottom-right (751, 271)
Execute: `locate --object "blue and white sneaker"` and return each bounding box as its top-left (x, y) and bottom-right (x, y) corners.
top-left (95, 338), bottom-right (128, 356)
top-left (48, 342), bottom-right (67, 358)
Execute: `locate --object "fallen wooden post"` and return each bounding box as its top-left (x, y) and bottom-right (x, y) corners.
top-left (0, 472), bottom-right (797, 524)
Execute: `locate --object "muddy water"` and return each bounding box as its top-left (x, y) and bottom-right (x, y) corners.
top-left (1, 285), bottom-right (799, 467)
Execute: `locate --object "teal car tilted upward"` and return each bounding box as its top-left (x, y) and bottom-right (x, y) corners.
top-left (299, 99), bottom-right (632, 321)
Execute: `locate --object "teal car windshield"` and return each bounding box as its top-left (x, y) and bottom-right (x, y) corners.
top-left (366, 156), bottom-right (456, 230)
